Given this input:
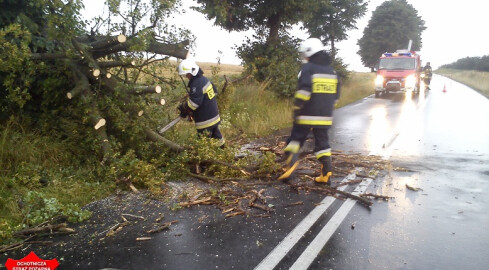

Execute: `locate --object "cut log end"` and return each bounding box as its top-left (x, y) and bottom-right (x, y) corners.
top-left (138, 110), bottom-right (144, 117)
top-left (155, 85), bottom-right (162, 93)
top-left (106, 73), bottom-right (112, 78)
top-left (94, 118), bottom-right (106, 130)
top-left (67, 92), bottom-right (73, 99)
top-left (117, 34), bottom-right (127, 43)
top-left (92, 69), bottom-right (101, 77)
top-left (160, 99), bottom-right (166, 105)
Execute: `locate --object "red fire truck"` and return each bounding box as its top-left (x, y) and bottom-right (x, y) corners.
top-left (374, 49), bottom-right (421, 98)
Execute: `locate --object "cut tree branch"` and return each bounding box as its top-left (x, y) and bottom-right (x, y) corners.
top-left (132, 85), bottom-right (162, 95)
top-left (89, 34), bottom-right (127, 51)
top-left (144, 128), bottom-right (185, 152)
top-left (72, 38), bottom-right (101, 77)
top-left (92, 39), bottom-right (190, 60)
top-left (97, 60), bottom-right (136, 69)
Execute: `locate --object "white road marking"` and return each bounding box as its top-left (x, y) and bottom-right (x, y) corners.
top-left (253, 172), bottom-right (358, 270)
top-left (289, 178), bottom-right (373, 270)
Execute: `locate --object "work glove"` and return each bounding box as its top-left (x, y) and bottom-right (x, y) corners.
top-left (177, 103), bottom-right (188, 118)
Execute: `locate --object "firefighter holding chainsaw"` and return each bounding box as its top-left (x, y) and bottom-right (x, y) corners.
top-left (278, 38), bottom-right (340, 185)
top-left (177, 59), bottom-right (225, 147)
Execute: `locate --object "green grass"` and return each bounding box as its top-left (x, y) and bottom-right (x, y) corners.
top-left (0, 119), bottom-right (115, 242)
top-left (436, 68), bottom-right (489, 98)
top-left (337, 72), bottom-right (375, 107)
top-left (224, 81), bottom-right (293, 138)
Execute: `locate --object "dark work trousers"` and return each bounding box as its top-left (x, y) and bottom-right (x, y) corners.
top-left (197, 124), bottom-right (225, 147)
top-left (197, 125), bottom-right (222, 139)
top-left (286, 124), bottom-right (330, 154)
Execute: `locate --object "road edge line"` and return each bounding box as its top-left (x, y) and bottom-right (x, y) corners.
top-left (253, 172), bottom-right (358, 270)
top-left (289, 178), bottom-right (373, 270)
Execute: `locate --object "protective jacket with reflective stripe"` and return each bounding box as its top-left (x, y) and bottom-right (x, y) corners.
top-left (187, 72), bottom-right (220, 130)
top-left (294, 51), bottom-right (340, 128)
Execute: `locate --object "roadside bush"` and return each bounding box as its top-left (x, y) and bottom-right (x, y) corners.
top-left (237, 33), bottom-right (302, 97)
top-left (108, 150), bottom-right (166, 194)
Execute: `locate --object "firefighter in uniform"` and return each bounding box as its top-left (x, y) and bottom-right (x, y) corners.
top-left (177, 59), bottom-right (225, 147)
top-left (422, 62), bottom-right (433, 89)
top-left (278, 38), bottom-right (340, 185)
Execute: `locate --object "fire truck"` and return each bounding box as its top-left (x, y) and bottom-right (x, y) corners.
top-left (374, 48), bottom-right (421, 98)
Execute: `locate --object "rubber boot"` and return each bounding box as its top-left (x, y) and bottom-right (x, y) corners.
top-left (278, 152), bottom-right (300, 181)
top-left (315, 156), bottom-right (332, 185)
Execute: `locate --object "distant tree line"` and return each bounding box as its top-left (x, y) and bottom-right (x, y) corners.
top-left (439, 55), bottom-right (489, 72)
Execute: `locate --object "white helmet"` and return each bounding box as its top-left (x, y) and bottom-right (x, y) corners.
top-left (299, 38), bottom-right (325, 58)
top-left (178, 59), bottom-right (200, 76)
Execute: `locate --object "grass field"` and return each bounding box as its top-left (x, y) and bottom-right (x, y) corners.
top-left (436, 68), bottom-right (489, 98)
top-left (197, 62), bottom-right (243, 76)
top-left (337, 72), bottom-right (375, 107)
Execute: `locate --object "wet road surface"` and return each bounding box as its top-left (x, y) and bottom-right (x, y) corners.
top-left (301, 75), bottom-right (489, 269)
top-left (2, 75), bottom-right (488, 270)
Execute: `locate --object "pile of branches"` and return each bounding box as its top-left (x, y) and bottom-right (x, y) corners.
top-left (0, 222), bottom-right (75, 253)
top-left (179, 188), bottom-right (275, 218)
top-left (172, 139), bottom-right (396, 213)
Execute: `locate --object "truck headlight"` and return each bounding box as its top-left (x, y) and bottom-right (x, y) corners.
top-left (375, 75), bottom-right (384, 86)
top-left (405, 75), bottom-right (416, 88)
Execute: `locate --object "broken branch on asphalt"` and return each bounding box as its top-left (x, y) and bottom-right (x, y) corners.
top-left (360, 193), bottom-right (394, 200)
top-left (14, 223), bottom-right (75, 238)
top-left (147, 220), bottom-right (179, 234)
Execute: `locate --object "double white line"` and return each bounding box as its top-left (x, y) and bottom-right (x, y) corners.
top-left (254, 173), bottom-right (372, 270)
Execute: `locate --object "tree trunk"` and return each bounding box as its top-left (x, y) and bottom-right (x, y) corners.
top-left (266, 14), bottom-right (281, 46)
top-left (144, 128), bottom-right (185, 152)
top-left (330, 37), bottom-right (336, 60)
top-left (92, 39), bottom-right (190, 60)
top-left (89, 34), bottom-right (127, 50)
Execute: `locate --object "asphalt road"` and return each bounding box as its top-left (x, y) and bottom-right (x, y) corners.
top-left (300, 75), bottom-right (489, 270)
top-left (2, 75), bottom-right (488, 270)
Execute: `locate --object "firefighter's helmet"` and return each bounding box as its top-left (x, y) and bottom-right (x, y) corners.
top-left (178, 59), bottom-right (199, 76)
top-left (299, 38), bottom-right (325, 59)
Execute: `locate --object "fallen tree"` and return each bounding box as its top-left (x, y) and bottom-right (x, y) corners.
top-left (1, 1), bottom-right (197, 165)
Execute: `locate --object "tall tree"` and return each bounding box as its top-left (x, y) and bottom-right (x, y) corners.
top-left (357, 0), bottom-right (426, 70)
top-left (193, 0), bottom-right (319, 96)
top-left (192, 0), bottom-right (315, 46)
top-left (304, 0), bottom-right (367, 60)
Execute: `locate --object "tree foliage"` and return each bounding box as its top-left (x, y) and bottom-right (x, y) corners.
top-left (357, 0), bottom-right (426, 70)
top-left (304, 0), bottom-right (367, 60)
top-left (236, 31), bottom-right (301, 97)
top-left (193, 0), bottom-right (317, 96)
top-left (193, 0), bottom-right (315, 45)
top-left (0, 0), bottom-right (192, 164)
top-left (440, 55), bottom-right (489, 72)
top-left (0, 0), bottom-right (84, 117)
top-left (193, 0), bottom-right (364, 96)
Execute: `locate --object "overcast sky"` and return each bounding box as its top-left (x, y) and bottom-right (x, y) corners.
top-left (82, 0), bottom-right (489, 71)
